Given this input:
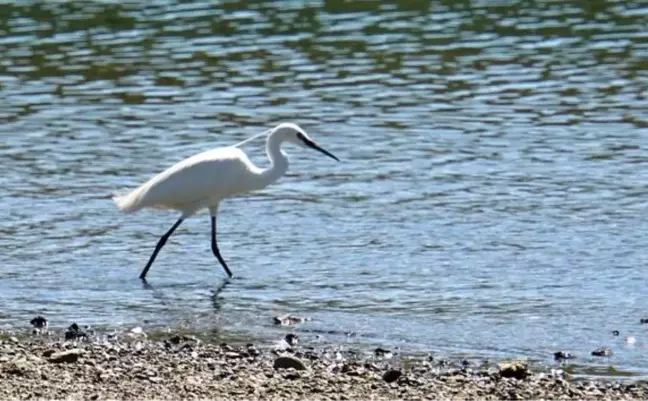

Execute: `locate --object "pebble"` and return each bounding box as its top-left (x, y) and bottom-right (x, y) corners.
top-left (285, 333), bottom-right (299, 346)
top-left (554, 351), bottom-right (576, 361)
top-left (273, 355), bottom-right (307, 371)
top-left (283, 371), bottom-right (301, 380)
top-left (498, 361), bottom-right (530, 380)
top-left (129, 327), bottom-right (145, 337)
top-left (273, 314), bottom-right (311, 326)
top-left (246, 344), bottom-right (260, 357)
top-left (0, 329), bottom-right (645, 400)
top-left (48, 349), bottom-right (82, 364)
top-left (30, 316), bottom-right (48, 329)
top-left (374, 347), bottom-right (393, 359)
top-left (382, 369), bottom-right (402, 383)
top-left (65, 323), bottom-right (88, 341)
top-left (364, 362), bottom-right (380, 372)
top-left (273, 334), bottom-right (299, 352)
top-left (220, 343), bottom-right (233, 352)
top-left (168, 334), bottom-right (200, 345)
top-left (591, 348), bottom-right (612, 357)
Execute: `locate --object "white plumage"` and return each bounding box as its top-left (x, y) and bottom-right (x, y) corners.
top-left (113, 122), bottom-right (339, 280)
top-left (114, 147), bottom-right (257, 215)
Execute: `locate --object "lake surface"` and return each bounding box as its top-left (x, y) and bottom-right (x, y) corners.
top-left (2, 0), bottom-right (648, 377)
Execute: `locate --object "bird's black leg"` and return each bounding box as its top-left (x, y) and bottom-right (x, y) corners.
top-left (211, 215), bottom-right (233, 278)
top-left (139, 218), bottom-right (184, 280)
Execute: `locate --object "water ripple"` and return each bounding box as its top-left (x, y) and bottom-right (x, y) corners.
top-left (1, 0), bottom-right (648, 376)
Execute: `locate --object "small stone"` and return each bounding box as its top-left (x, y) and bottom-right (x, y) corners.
top-left (217, 369), bottom-right (233, 379)
top-left (168, 335), bottom-right (182, 345)
top-left (283, 370), bottom-right (301, 380)
top-left (26, 354), bottom-right (42, 364)
top-left (300, 350), bottom-right (319, 361)
top-left (382, 369), bottom-right (401, 383)
top-left (640, 318), bottom-right (648, 324)
top-left (399, 375), bottom-right (423, 386)
top-left (220, 343), bottom-right (233, 352)
top-left (5, 361), bottom-right (31, 377)
top-left (374, 347), bottom-right (392, 359)
top-left (554, 351), bottom-right (576, 361)
top-left (30, 316), bottom-right (48, 329)
top-left (499, 361), bottom-right (529, 380)
top-left (273, 335), bottom-right (298, 352)
top-left (246, 344), bottom-right (260, 357)
top-left (341, 363), bottom-right (354, 373)
top-left (185, 376), bottom-right (201, 386)
top-left (168, 334), bottom-right (198, 345)
top-left (48, 349), bottom-right (82, 364)
top-left (591, 348), bottom-right (612, 357)
top-left (364, 362), bottom-right (380, 372)
top-left (8, 336), bottom-right (18, 343)
top-left (130, 327), bottom-right (144, 335)
top-left (65, 323), bottom-right (87, 341)
top-left (273, 314), bottom-right (310, 326)
top-left (285, 334), bottom-right (299, 346)
top-left (273, 355), bottom-right (307, 371)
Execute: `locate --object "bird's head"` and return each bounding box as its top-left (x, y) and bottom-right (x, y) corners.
top-left (273, 123), bottom-right (339, 161)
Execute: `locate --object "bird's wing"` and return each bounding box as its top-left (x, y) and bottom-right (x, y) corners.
top-left (115, 147), bottom-right (250, 212)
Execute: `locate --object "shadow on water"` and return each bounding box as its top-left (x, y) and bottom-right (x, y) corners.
top-left (140, 278), bottom-right (154, 291)
top-left (210, 279), bottom-right (230, 314)
top-left (142, 276), bottom-right (230, 299)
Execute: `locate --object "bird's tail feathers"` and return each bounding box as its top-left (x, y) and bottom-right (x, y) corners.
top-left (112, 188), bottom-right (143, 213)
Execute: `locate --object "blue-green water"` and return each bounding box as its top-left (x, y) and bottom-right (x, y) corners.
top-left (2, 0), bottom-right (648, 376)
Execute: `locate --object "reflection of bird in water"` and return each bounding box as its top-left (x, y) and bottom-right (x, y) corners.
top-left (210, 280), bottom-right (229, 313)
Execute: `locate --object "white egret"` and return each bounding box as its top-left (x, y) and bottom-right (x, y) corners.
top-left (113, 122), bottom-right (339, 280)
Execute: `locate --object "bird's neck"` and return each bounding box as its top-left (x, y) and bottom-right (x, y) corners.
top-left (257, 130), bottom-right (289, 188)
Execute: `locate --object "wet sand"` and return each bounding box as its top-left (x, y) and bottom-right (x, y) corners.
top-left (1, 328), bottom-right (647, 400)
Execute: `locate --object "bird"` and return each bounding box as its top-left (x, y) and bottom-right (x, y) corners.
top-left (113, 122), bottom-right (339, 281)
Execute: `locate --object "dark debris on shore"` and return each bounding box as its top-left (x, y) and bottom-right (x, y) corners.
top-left (1, 323), bottom-right (647, 400)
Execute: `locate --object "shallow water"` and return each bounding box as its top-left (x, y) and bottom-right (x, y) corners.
top-left (2, 0), bottom-right (648, 377)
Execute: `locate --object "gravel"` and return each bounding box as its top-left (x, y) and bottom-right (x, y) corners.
top-left (0, 330), bottom-right (647, 400)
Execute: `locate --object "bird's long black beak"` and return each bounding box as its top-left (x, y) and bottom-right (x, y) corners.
top-left (299, 134), bottom-right (339, 161)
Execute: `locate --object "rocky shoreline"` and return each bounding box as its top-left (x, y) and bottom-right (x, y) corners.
top-left (1, 326), bottom-right (648, 400)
